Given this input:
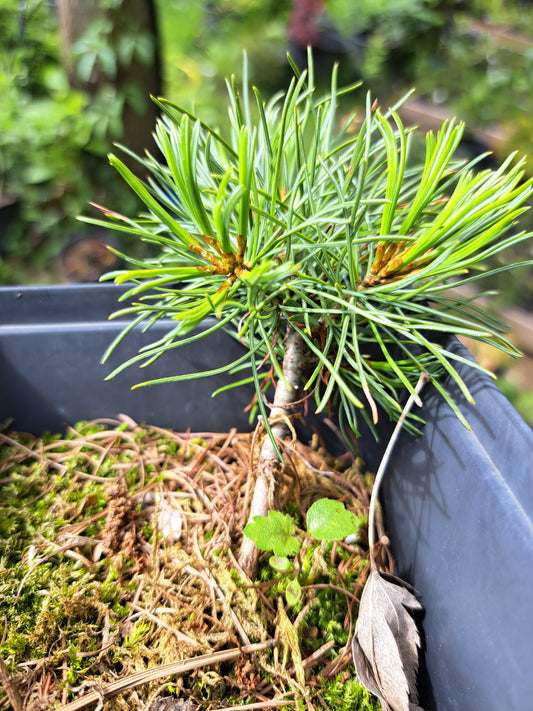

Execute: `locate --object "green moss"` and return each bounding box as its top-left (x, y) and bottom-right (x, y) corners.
top-left (304, 587), bottom-right (351, 649)
top-left (0, 422), bottom-right (377, 709)
top-left (320, 672), bottom-right (380, 710)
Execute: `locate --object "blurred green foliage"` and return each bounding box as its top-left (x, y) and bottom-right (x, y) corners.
top-left (0, 0), bottom-right (153, 277)
top-left (155, 0), bottom-right (290, 129)
top-left (1, 0), bottom-right (533, 298)
top-left (326, 0), bottom-right (450, 88)
top-left (413, 12), bottom-right (533, 131)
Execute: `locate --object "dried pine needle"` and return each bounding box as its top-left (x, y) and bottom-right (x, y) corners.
top-left (0, 418), bottom-right (380, 710)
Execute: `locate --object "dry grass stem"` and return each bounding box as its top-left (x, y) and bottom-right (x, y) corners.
top-left (56, 640), bottom-right (276, 711)
top-left (0, 656), bottom-right (24, 711)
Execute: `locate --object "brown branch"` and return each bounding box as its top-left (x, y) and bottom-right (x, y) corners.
top-left (56, 639), bottom-right (276, 711)
top-left (0, 656), bottom-right (23, 711)
top-left (238, 325), bottom-right (307, 578)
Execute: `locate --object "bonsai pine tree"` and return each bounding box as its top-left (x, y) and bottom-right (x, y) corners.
top-left (82, 55), bottom-right (533, 576)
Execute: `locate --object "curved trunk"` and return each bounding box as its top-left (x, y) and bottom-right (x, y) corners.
top-left (238, 326), bottom-right (306, 578)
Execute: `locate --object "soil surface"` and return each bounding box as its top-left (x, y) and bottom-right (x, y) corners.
top-left (0, 418), bottom-right (383, 711)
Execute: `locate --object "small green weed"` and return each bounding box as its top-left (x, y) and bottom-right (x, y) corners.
top-left (244, 499), bottom-right (364, 606)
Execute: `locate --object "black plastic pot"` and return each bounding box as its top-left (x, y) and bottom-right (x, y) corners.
top-left (1, 283), bottom-right (532, 711)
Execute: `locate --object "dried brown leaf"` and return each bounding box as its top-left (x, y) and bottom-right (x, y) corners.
top-left (352, 569), bottom-right (425, 711)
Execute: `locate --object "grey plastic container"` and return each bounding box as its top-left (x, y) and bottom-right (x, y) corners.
top-left (0, 283), bottom-right (253, 434)
top-left (1, 283), bottom-right (532, 711)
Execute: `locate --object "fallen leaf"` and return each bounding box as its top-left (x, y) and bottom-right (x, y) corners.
top-left (352, 569), bottom-right (425, 711)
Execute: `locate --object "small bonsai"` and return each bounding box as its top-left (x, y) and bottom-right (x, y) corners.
top-left (82, 54), bottom-right (532, 708)
top-left (83, 52), bottom-right (531, 559)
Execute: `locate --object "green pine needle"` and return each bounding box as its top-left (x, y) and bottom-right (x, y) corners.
top-left (83, 54), bottom-right (533, 436)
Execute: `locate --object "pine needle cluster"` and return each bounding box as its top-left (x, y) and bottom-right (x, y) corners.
top-left (82, 54), bottom-right (533, 437)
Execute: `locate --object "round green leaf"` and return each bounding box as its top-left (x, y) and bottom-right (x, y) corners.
top-left (306, 498), bottom-right (360, 541)
top-left (269, 555), bottom-right (293, 573)
top-left (285, 578), bottom-right (302, 607)
top-left (243, 510), bottom-right (300, 557)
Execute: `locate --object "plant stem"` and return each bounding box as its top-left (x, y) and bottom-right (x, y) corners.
top-left (57, 640), bottom-right (276, 711)
top-left (0, 657), bottom-right (23, 711)
top-left (239, 324), bottom-right (307, 578)
top-left (368, 372), bottom-right (430, 570)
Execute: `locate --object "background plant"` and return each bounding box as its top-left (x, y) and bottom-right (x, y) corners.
top-left (157, 0), bottom-right (290, 127)
top-left (0, 0), bottom-right (155, 275)
top-left (326, 0), bottom-right (452, 90)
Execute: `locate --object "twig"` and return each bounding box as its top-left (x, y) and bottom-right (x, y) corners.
top-left (0, 656), bottom-right (23, 711)
top-left (301, 583), bottom-right (361, 605)
top-left (0, 432), bottom-right (67, 475)
top-left (368, 372), bottom-right (430, 569)
top-left (208, 699), bottom-right (295, 711)
top-left (61, 631), bottom-right (69, 706)
top-left (56, 639), bottom-right (276, 711)
top-left (204, 547), bottom-right (252, 636)
top-left (316, 647), bottom-right (352, 680)
top-left (292, 639), bottom-right (335, 672)
top-left (183, 561), bottom-right (251, 647)
top-left (127, 603), bottom-right (201, 647)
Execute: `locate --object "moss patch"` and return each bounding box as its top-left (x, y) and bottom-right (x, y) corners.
top-left (0, 419), bottom-right (380, 710)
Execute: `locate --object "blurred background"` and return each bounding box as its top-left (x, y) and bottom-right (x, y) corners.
top-left (1, 0), bottom-right (532, 421)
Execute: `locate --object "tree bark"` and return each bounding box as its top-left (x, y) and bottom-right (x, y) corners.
top-left (56, 0), bottom-right (96, 86)
top-left (56, 0), bottom-right (161, 161)
top-left (0, 657), bottom-right (23, 711)
top-left (238, 325), bottom-right (306, 578)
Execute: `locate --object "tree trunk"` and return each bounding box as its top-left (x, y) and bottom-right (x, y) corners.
top-left (238, 326), bottom-right (306, 578)
top-left (56, 0), bottom-right (96, 86)
top-left (56, 0), bottom-right (161, 161)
